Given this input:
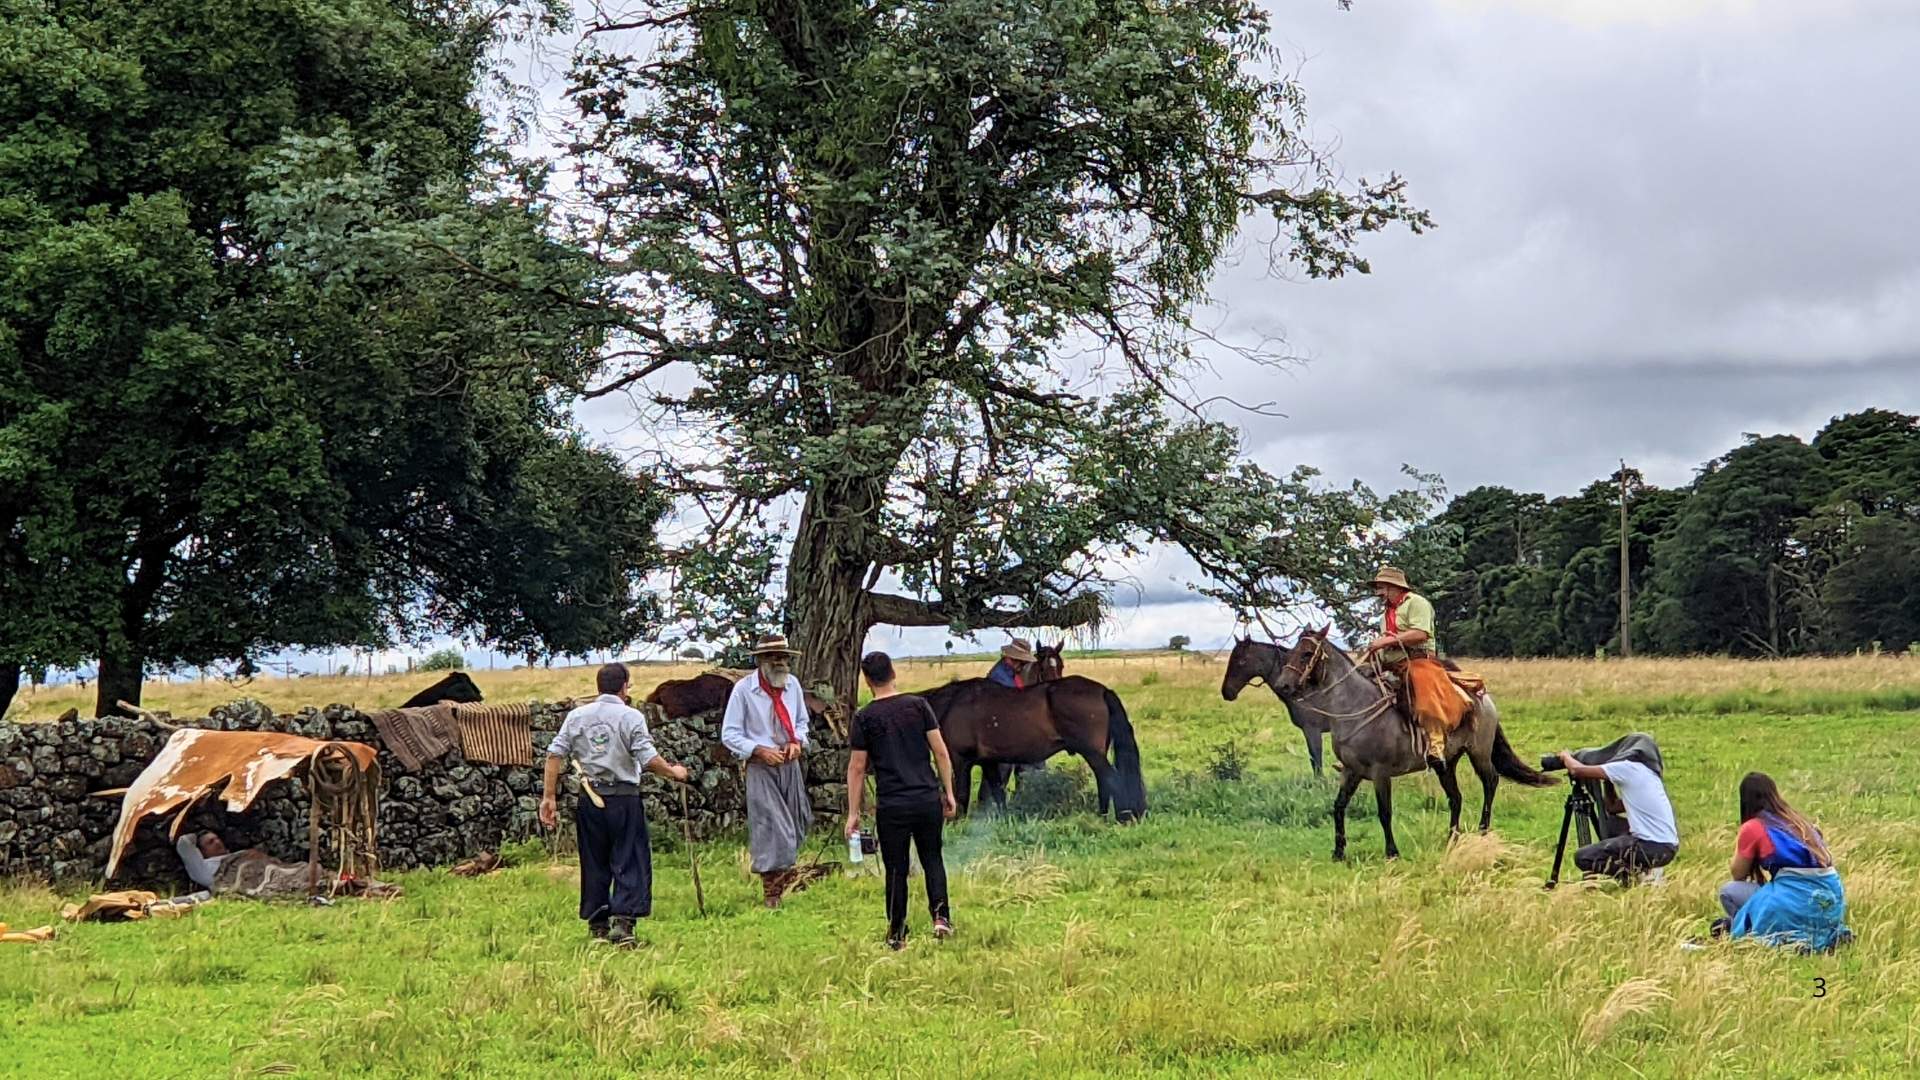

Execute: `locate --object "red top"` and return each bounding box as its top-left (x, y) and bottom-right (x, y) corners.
top-left (1735, 817), bottom-right (1775, 862)
top-left (1384, 595), bottom-right (1401, 634)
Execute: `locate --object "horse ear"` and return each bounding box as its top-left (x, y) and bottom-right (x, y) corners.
top-left (1053, 639), bottom-right (1064, 652)
top-left (1319, 623), bottom-right (1332, 637)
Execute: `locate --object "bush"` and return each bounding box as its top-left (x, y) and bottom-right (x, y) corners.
top-left (678, 647), bottom-right (705, 661)
top-left (1004, 764), bottom-right (1095, 818)
top-left (418, 647), bottom-right (465, 672)
top-left (1168, 635), bottom-right (1191, 651)
top-left (1206, 740), bottom-right (1245, 782)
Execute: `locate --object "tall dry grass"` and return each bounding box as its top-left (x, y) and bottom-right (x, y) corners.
top-left (11, 650), bottom-right (1920, 723)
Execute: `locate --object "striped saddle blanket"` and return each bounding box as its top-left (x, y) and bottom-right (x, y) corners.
top-left (448, 702), bottom-right (535, 768)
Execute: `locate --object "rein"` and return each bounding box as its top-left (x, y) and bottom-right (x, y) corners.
top-left (1288, 636), bottom-right (1397, 728)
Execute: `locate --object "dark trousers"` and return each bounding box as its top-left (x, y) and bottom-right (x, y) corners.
top-left (1574, 833), bottom-right (1677, 882)
top-left (576, 793), bottom-right (652, 922)
top-left (877, 800), bottom-right (949, 938)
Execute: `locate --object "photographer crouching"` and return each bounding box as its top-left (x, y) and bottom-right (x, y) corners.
top-left (1554, 747), bottom-right (1680, 882)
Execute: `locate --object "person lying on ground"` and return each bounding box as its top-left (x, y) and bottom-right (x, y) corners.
top-left (1556, 749), bottom-right (1680, 881)
top-left (540, 661), bottom-right (690, 949)
top-left (175, 831), bottom-right (231, 891)
top-left (1716, 772), bottom-right (1850, 951)
top-left (845, 651), bottom-right (958, 951)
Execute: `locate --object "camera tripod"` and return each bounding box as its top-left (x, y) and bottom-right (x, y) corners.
top-left (1545, 779), bottom-right (1607, 889)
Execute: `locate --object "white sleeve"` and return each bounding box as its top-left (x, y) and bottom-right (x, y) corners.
top-left (720, 680), bottom-right (755, 760)
top-left (546, 715), bottom-right (576, 759)
top-left (176, 835), bottom-right (215, 889)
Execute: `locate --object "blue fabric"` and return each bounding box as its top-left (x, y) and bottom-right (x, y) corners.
top-left (1730, 867), bottom-right (1849, 953)
top-left (986, 659), bottom-right (1019, 688)
top-left (1757, 814), bottom-right (1824, 873)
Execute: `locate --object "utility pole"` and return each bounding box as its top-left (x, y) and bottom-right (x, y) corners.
top-left (1618, 460), bottom-right (1632, 659)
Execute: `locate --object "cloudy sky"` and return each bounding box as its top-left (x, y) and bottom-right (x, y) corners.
top-left (339, 0), bottom-right (1917, 672)
top-left (556, 0), bottom-right (1920, 660)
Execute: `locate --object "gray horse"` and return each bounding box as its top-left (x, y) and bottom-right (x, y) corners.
top-left (1221, 637), bottom-right (1329, 776)
top-left (1250, 627), bottom-right (1554, 860)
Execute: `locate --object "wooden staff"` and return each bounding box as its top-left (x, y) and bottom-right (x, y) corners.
top-left (679, 784), bottom-right (706, 917)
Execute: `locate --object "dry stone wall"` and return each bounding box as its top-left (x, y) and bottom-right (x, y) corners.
top-left (0, 698), bottom-right (850, 891)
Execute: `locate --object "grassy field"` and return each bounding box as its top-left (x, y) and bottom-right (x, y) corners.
top-left (7, 654), bottom-right (1920, 1077)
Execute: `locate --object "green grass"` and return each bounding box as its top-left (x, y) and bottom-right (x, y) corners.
top-left (8, 664), bottom-right (1920, 1077)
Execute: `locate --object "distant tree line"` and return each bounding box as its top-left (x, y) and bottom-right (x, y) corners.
top-left (1401, 410), bottom-right (1920, 658)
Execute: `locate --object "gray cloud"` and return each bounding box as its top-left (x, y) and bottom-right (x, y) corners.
top-left (554, 0), bottom-right (1920, 652)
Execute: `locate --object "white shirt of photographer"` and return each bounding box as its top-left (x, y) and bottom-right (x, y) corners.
top-left (1599, 760), bottom-right (1680, 846)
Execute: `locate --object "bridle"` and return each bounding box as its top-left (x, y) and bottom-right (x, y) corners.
top-left (1280, 633), bottom-right (1397, 727)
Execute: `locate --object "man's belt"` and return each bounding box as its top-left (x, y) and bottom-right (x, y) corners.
top-left (1401, 647), bottom-right (1433, 659)
top-left (582, 779), bottom-right (643, 798)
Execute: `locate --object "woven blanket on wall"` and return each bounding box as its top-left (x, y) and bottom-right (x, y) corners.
top-left (367, 705), bottom-right (459, 771)
top-left (449, 702), bottom-right (535, 767)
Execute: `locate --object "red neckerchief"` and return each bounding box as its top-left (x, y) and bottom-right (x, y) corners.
top-left (1384, 594), bottom-right (1402, 635)
top-left (759, 673), bottom-right (797, 744)
top-left (1013, 670), bottom-right (1025, 689)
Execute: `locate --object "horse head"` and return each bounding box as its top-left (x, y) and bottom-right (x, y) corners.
top-left (1221, 636), bottom-right (1285, 701)
top-left (1273, 625), bottom-right (1335, 696)
top-left (1033, 640), bottom-right (1066, 682)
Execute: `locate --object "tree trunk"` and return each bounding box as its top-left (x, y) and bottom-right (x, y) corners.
top-left (96, 644), bottom-right (145, 717)
top-left (0, 662), bottom-right (19, 722)
top-left (786, 481), bottom-right (881, 710)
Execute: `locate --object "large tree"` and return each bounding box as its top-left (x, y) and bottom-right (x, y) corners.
top-left (553, 0), bottom-right (1430, 700)
top-left (1642, 435), bottom-right (1829, 656)
top-left (0, 0), bottom-right (664, 716)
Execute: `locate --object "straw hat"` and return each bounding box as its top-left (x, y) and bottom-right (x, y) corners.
top-left (1000, 638), bottom-right (1037, 663)
top-left (1368, 566), bottom-right (1411, 590)
top-left (750, 634), bottom-right (799, 658)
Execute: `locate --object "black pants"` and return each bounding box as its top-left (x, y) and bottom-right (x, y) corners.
top-left (576, 792), bottom-right (652, 922)
top-left (877, 800), bottom-right (948, 938)
top-left (1574, 834), bottom-right (1677, 882)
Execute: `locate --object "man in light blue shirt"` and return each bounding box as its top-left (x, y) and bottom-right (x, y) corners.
top-left (722, 634), bottom-right (815, 907)
top-left (541, 662), bottom-right (688, 947)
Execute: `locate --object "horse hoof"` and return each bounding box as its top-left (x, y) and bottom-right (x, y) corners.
top-left (1331, 850), bottom-right (1346, 863)
top-left (1385, 850), bottom-right (1400, 861)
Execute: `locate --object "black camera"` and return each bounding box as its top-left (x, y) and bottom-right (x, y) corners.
top-left (1540, 752), bottom-right (1568, 773)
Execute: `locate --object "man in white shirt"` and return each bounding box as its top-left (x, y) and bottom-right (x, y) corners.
top-left (721, 634), bottom-right (815, 908)
top-left (1556, 749), bottom-right (1681, 881)
top-left (175, 831), bottom-right (231, 890)
top-left (540, 662), bottom-right (689, 947)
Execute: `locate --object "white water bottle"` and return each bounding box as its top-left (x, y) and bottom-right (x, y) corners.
top-left (847, 829), bottom-right (865, 864)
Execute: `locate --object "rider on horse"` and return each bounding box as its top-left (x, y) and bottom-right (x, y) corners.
top-left (1359, 566), bottom-right (1472, 770)
top-left (986, 639), bottom-right (1037, 689)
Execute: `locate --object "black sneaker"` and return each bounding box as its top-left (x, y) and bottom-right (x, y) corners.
top-left (608, 916), bottom-right (638, 950)
top-left (588, 920), bottom-right (611, 944)
top-left (1709, 917), bottom-right (1731, 939)
top-left (886, 931), bottom-right (908, 951)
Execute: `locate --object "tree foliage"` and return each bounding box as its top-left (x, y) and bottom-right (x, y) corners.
top-left (0, 0), bottom-right (664, 714)
top-left (1421, 413), bottom-right (1920, 658)
top-left (544, 0), bottom-right (1431, 697)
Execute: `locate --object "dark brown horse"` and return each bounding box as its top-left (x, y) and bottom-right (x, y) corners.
top-left (1272, 627), bottom-right (1553, 860)
top-left (1220, 638), bottom-right (1328, 776)
top-left (921, 672), bottom-right (1145, 822)
top-left (644, 672), bottom-right (837, 725)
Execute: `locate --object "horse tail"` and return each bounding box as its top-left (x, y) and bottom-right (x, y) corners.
top-left (1104, 689), bottom-right (1148, 821)
top-left (1491, 725), bottom-right (1555, 787)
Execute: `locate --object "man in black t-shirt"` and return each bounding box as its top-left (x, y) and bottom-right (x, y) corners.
top-left (845, 650), bottom-right (958, 950)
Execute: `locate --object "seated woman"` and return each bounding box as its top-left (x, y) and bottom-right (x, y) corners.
top-left (1717, 772), bottom-right (1850, 952)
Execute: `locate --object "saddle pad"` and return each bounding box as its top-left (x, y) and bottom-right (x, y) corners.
top-left (451, 702), bottom-right (535, 767)
top-left (368, 706), bottom-right (459, 771)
